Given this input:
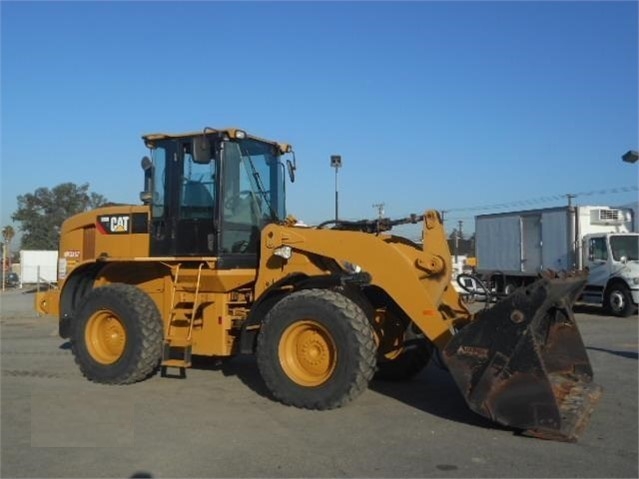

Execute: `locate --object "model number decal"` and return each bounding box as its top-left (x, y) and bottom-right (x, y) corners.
top-left (97, 215), bottom-right (130, 234)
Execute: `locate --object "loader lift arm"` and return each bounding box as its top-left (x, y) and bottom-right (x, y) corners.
top-left (258, 210), bottom-right (470, 348)
top-left (257, 210), bottom-right (601, 441)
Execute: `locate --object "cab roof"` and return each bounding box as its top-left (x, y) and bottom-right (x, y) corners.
top-left (141, 127), bottom-right (292, 154)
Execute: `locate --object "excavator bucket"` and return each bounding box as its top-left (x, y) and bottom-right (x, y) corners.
top-left (442, 272), bottom-right (602, 441)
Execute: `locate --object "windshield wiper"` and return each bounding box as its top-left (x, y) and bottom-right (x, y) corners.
top-left (239, 147), bottom-right (279, 221)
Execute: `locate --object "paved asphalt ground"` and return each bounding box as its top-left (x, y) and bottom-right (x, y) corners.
top-left (1, 288), bottom-right (637, 478)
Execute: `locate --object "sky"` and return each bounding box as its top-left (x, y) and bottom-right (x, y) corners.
top-left (1, 1), bottom-right (638, 243)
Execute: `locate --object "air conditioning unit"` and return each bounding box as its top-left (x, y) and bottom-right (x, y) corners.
top-left (590, 208), bottom-right (624, 225)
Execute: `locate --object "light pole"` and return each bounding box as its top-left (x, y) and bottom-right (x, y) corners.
top-left (373, 203), bottom-right (385, 219)
top-left (330, 155), bottom-right (342, 222)
top-left (1, 243), bottom-right (5, 293)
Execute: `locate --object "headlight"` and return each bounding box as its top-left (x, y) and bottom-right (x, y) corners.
top-left (342, 261), bottom-right (362, 274)
top-left (273, 246), bottom-right (292, 260)
top-left (632, 277), bottom-right (639, 285)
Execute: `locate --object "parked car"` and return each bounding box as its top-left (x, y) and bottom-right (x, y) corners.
top-left (4, 272), bottom-right (19, 288)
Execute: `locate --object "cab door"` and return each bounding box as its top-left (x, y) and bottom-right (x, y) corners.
top-left (217, 141), bottom-right (262, 268)
top-left (584, 235), bottom-right (610, 288)
top-left (149, 138), bottom-right (218, 257)
top-left (149, 143), bottom-right (174, 257)
top-left (174, 141), bottom-right (217, 256)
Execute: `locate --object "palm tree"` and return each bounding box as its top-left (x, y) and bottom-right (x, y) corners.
top-left (2, 226), bottom-right (15, 281)
top-left (2, 225), bottom-right (15, 257)
top-left (2, 225), bottom-right (15, 246)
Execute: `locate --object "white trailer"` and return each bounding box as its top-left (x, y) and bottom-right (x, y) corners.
top-left (19, 250), bottom-right (58, 286)
top-left (475, 205), bottom-right (639, 317)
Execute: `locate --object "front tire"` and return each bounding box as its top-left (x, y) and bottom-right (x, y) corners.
top-left (605, 283), bottom-right (636, 318)
top-left (256, 289), bottom-right (377, 410)
top-left (72, 283), bottom-right (163, 384)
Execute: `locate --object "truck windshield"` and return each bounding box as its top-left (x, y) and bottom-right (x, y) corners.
top-left (610, 235), bottom-right (639, 261)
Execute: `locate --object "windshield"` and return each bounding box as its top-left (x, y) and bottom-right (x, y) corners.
top-left (610, 235), bottom-right (639, 261)
top-left (219, 138), bottom-right (286, 255)
top-left (226, 138), bottom-right (286, 221)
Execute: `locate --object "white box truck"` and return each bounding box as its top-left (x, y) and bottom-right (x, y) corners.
top-left (475, 205), bottom-right (638, 317)
top-left (19, 250), bottom-right (58, 286)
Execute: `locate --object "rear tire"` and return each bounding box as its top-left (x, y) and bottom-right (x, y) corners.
top-left (605, 283), bottom-right (636, 318)
top-left (256, 289), bottom-right (377, 410)
top-left (72, 283), bottom-right (163, 384)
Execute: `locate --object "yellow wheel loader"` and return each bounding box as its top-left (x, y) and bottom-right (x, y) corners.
top-left (36, 127), bottom-right (601, 441)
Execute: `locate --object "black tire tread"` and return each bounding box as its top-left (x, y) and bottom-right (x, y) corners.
top-left (257, 288), bottom-right (377, 410)
top-left (605, 283), bottom-right (636, 318)
top-left (72, 283), bottom-right (163, 385)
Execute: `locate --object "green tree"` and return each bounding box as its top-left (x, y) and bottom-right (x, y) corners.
top-left (12, 183), bottom-right (108, 250)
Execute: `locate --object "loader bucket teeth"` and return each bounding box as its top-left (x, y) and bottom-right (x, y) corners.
top-left (442, 272), bottom-right (603, 441)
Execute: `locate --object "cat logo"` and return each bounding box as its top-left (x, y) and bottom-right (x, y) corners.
top-left (97, 214), bottom-right (130, 235)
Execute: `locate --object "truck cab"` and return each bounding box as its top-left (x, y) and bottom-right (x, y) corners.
top-left (581, 232), bottom-right (639, 316)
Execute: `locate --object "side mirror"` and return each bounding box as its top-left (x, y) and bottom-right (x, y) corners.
top-left (286, 151), bottom-right (297, 183)
top-left (286, 159), bottom-right (296, 183)
top-left (193, 136), bottom-right (211, 164)
top-left (140, 156), bottom-right (154, 205)
top-left (141, 156), bottom-right (153, 171)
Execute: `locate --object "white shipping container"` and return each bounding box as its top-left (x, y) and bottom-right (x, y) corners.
top-left (19, 250), bottom-right (58, 285)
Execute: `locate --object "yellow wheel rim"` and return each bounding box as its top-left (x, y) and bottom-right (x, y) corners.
top-left (85, 310), bottom-right (127, 365)
top-left (279, 320), bottom-right (337, 387)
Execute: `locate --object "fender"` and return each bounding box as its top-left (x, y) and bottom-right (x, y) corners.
top-left (58, 263), bottom-right (104, 338)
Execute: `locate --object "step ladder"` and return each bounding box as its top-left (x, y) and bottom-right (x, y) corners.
top-left (161, 263), bottom-right (204, 377)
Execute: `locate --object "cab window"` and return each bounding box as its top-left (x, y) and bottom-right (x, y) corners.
top-left (590, 237), bottom-right (608, 261)
top-left (180, 144), bottom-right (215, 220)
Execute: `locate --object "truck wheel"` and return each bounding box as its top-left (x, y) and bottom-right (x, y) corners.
top-left (71, 283), bottom-right (163, 384)
top-left (605, 284), bottom-right (636, 318)
top-left (374, 338), bottom-right (432, 381)
top-left (256, 289), bottom-right (377, 410)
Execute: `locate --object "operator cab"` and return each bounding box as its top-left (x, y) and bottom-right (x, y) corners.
top-left (141, 127), bottom-right (294, 268)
